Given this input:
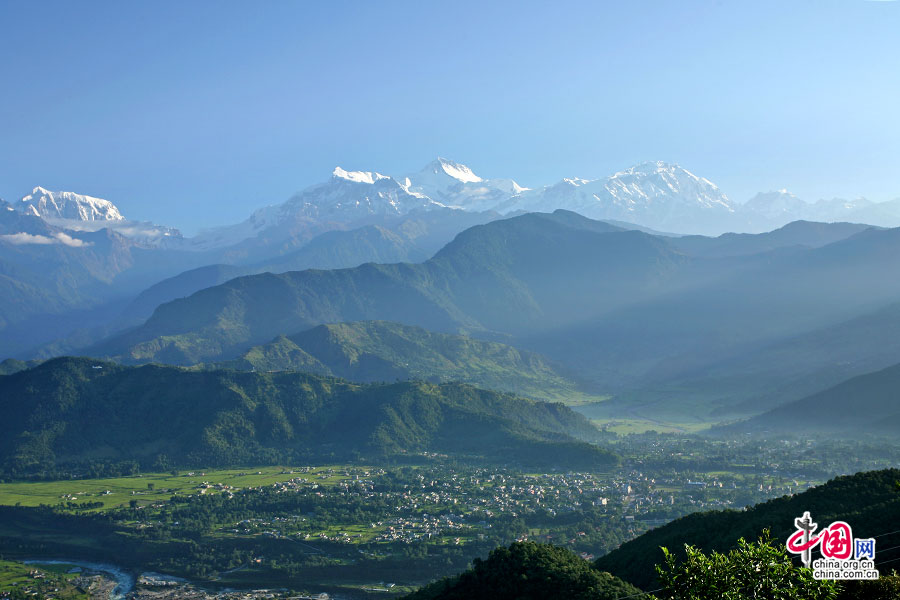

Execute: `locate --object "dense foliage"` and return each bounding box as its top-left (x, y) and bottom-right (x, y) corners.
top-left (836, 571), bottom-right (900, 600)
top-left (655, 533), bottom-right (838, 600)
top-left (403, 541), bottom-right (641, 600)
top-left (596, 469), bottom-right (900, 589)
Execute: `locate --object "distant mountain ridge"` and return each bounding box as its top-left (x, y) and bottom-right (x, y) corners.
top-left (721, 360), bottom-right (900, 437)
top-left (7, 157), bottom-right (900, 426)
top-left (86, 211), bottom-right (900, 420)
top-left (13, 187), bottom-right (182, 247)
top-left (91, 211), bottom-right (682, 365)
top-left (13, 159), bottom-right (900, 258)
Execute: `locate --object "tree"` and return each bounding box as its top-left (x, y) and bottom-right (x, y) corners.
top-left (403, 541), bottom-right (641, 600)
top-left (655, 531), bottom-right (839, 600)
top-left (837, 570), bottom-right (900, 600)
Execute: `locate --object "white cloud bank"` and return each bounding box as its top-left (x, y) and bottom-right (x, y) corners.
top-left (0, 231), bottom-right (92, 247)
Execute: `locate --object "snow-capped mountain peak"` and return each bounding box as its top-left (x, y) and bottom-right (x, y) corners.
top-left (20, 187), bottom-right (125, 221)
top-left (332, 167), bottom-right (391, 184)
top-left (424, 157), bottom-right (483, 184)
top-left (403, 158), bottom-right (525, 212)
top-left (492, 161), bottom-right (736, 234)
top-left (604, 162), bottom-right (732, 211)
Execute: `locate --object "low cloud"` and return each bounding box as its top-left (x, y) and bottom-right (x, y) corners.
top-left (0, 231), bottom-right (92, 247)
top-left (55, 231), bottom-right (91, 247)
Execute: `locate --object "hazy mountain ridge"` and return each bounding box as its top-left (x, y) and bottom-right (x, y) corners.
top-left (721, 360), bottom-right (900, 436)
top-left (6, 160), bottom-right (900, 427)
top-left (0, 205), bottom-right (501, 359)
top-left (658, 299), bottom-right (900, 413)
top-left (91, 211), bottom-right (686, 365)
top-left (87, 212), bottom-right (900, 419)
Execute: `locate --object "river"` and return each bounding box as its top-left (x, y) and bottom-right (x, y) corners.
top-left (24, 559), bottom-right (135, 600)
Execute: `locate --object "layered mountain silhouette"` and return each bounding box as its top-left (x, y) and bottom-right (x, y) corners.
top-left (722, 360), bottom-right (900, 437)
top-left (84, 210), bottom-right (900, 421)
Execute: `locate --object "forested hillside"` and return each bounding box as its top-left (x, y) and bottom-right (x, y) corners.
top-left (216, 321), bottom-right (593, 403)
top-left (595, 469), bottom-right (900, 589)
top-left (0, 357), bottom-right (616, 477)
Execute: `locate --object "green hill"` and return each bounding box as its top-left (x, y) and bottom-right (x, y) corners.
top-left (0, 357), bottom-right (617, 477)
top-left (404, 541), bottom-right (641, 600)
top-left (216, 321), bottom-right (598, 404)
top-left (594, 468), bottom-right (900, 589)
top-left (0, 358), bottom-right (42, 375)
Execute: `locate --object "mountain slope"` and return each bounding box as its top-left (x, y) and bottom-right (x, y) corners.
top-left (0, 198), bottom-right (216, 356)
top-left (91, 211), bottom-right (687, 365)
top-left (217, 321), bottom-right (594, 403)
top-left (723, 361), bottom-right (900, 437)
top-left (595, 469), bottom-right (900, 589)
top-left (531, 225), bottom-right (900, 397)
top-left (120, 211), bottom-right (491, 323)
top-left (89, 213), bottom-right (900, 419)
top-left (189, 165), bottom-right (443, 253)
top-left (0, 357), bottom-right (616, 476)
top-left (659, 299), bottom-right (900, 413)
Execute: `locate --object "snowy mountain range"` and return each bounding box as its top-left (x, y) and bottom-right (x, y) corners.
top-left (189, 157), bottom-right (900, 242)
top-left (20, 186), bottom-right (124, 221)
top-left (494, 161), bottom-right (735, 234)
top-left (10, 159), bottom-right (900, 252)
top-left (13, 187), bottom-right (181, 247)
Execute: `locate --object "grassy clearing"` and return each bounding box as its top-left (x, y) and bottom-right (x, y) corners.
top-left (0, 465), bottom-right (367, 511)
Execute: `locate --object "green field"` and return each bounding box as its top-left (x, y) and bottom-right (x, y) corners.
top-left (0, 465), bottom-right (365, 511)
top-left (591, 417), bottom-right (713, 435)
top-left (0, 560), bottom-right (89, 600)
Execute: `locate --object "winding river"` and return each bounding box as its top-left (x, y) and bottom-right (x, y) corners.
top-left (24, 559), bottom-right (135, 600)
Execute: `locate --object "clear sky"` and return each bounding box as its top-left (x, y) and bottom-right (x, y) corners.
top-left (1, 0), bottom-right (898, 233)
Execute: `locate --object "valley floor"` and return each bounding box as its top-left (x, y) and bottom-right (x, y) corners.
top-left (2, 435), bottom-right (899, 597)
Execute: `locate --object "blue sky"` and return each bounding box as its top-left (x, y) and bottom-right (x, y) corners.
top-left (1, 0), bottom-right (898, 233)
